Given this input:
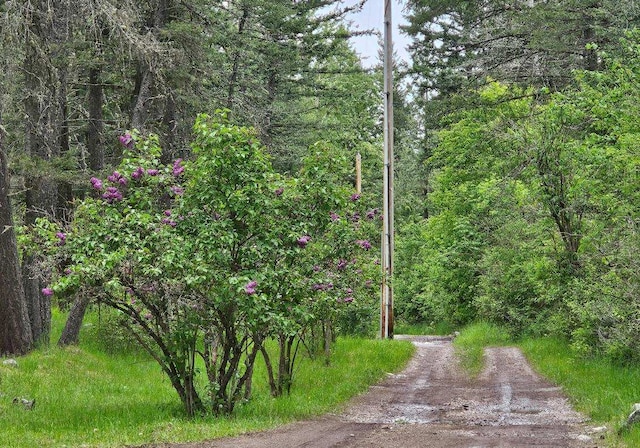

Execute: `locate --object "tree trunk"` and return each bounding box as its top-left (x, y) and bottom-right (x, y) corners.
top-left (0, 133), bottom-right (33, 356)
top-left (131, 0), bottom-right (171, 133)
top-left (260, 344), bottom-right (279, 397)
top-left (131, 66), bottom-right (153, 130)
top-left (21, 254), bottom-right (47, 343)
top-left (58, 295), bottom-right (91, 346)
top-left (323, 320), bottom-right (332, 366)
top-left (226, 5), bottom-right (250, 110)
top-left (87, 66), bottom-right (104, 171)
top-left (536, 146), bottom-right (582, 272)
top-left (20, 0), bottom-right (72, 345)
top-left (161, 93), bottom-right (176, 164)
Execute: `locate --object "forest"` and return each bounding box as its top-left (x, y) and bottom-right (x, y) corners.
top-left (0, 0), bottom-right (640, 445)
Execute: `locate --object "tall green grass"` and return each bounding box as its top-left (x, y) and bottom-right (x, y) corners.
top-left (0, 309), bottom-right (414, 448)
top-left (520, 337), bottom-right (640, 447)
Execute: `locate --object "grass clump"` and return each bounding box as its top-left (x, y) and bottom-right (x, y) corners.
top-left (453, 322), bottom-right (511, 376)
top-left (0, 309), bottom-right (414, 448)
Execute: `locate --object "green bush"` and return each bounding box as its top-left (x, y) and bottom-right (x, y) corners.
top-left (395, 214), bottom-right (482, 328)
top-left (80, 306), bottom-right (146, 356)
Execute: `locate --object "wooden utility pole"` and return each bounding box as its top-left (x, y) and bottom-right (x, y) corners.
top-left (381, 0), bottom-right (394, 339)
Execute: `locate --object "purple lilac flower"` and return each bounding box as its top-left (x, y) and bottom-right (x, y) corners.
top-left (337, 259), bottom-right (348, 271)
top-left (343, 296), bottom-right (354, 303)
top-left (366, 209), bottom-right (378, 220)
top-left (164, 210), bottom-right (172, 217)
top-left (327, 282), bottom-right (334, 289)
top-left (297, 235), bottom-right (311, 248)
top-left (350, 193), bottom-right (361, 201)
top-left (56, 232), bottom-right (66, 246)
top-left (147, 168), bottom-right (159, 176)
top-left (119, 133), bottom-right (134, 149)
top-left (346, 288), bottom-right (353, 294)
top-left (90, 177), bottom-right (103, 190)
top-left (64, 268), bottom-right (72, 275)
top-left (330, 212), bottom-right (340, 222)
top-left (41, 287), bottom-right (53, 297)
top-left (313, 265), bottom-right (321, 272)
top-left (312, 284), bottom-right (325, 291)
top-left (171, 185), bottom-right (184, 196)
top-left (351, 212), bottom-right (360, 223)
top-left (245, 280), bottom-right (258, 295)
top-left (144, 312), bottom-right (153, 320)
top-left (275, 187), bottom-right (284, 196)
top-left (357, 239), bottom-right (372, 250)
top-left (172, 158), bottom-right (185, 177)
top-left (131, 166), bottom-right (145, 180)
top-left (161, 217), bottom-right (177, 227)
top-left (107, 171), bottom-right (127, 186)
top-left (102, 186), bottom-right (123, 203)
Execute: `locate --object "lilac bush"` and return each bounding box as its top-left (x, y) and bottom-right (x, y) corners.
top-left (52, 113), bottom-right (381, 415)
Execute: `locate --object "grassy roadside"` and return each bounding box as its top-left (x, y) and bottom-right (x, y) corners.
top-left (0, 310), bottom-right (414, 448)
top-left (520, 337), bottom-right (640, 447)
top-left (453, 322), bottom-right (640, 447)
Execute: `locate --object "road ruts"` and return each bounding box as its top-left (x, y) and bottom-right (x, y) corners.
top-left (143, 336), bottom-right (601, 448)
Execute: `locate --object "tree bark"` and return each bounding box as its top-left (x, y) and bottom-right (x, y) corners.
top-left (21, 253), bottom-right (51, 345)
top-left (87, 66), bottom-right (104, 171)
top-left (130, 0), bottom-right (171, 132)
top-left (0, 130), bottom-right (33, 356)
top-left (161, 93), bottom-right (176, 164)
top-left (226, 5), bottom-right (250, 110)
top-left (57, 295), bottom-right (91, 346)
top-left (131, 66), bottom-right (153, 130)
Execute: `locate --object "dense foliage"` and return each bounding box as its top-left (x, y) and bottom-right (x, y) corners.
top-left (396, 33), bottom-right (640, 364)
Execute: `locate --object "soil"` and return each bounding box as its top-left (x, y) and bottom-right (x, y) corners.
top-left (144, 336), bottom-right (606, 448)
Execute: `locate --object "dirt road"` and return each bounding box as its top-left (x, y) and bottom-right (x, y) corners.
top-left (148, 336), bottom-right (603, 447)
